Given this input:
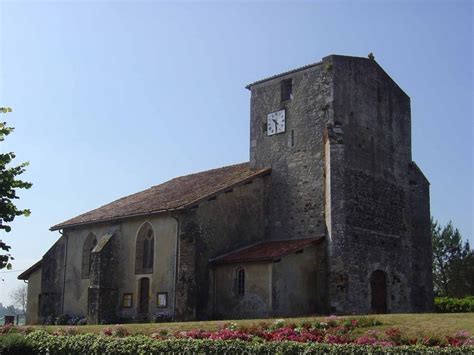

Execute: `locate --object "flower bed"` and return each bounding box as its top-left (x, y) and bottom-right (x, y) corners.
top-left (1, 316), bottom-right (473, 354)
top-left (21, 331), bottom-right (474, 354)
top-left (163, 317), bottom-right (473, 347)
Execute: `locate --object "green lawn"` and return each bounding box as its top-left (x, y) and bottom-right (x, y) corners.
top-left (35, 313), bottom-right (474, 339)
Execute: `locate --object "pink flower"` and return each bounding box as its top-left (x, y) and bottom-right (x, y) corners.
top-left (454, 330), bottom-right (471, 339)
top-left (324, 334), bottom-right (350, 344)
top-left (355, 335), bottom-right (377, 345)
top-left (375, 340), bottom-right (396, 347)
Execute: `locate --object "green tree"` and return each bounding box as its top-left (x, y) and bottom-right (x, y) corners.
top-left (0, 107), bottom-right (32, 270)
top-left (432, 218), bottom-right (473, 297)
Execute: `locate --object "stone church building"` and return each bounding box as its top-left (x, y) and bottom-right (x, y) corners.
top-left (19, 54), bottom-right (433, 324)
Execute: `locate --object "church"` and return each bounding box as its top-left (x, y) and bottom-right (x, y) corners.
top-left (19, 54), bottom-right (433, 325)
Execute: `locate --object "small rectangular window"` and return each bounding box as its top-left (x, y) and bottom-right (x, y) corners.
top-left (122, 293), bottom-right (133, 308)
top-left (281, 79), bottom-right (292, 102)
top-left (157, 292), bottom-right (168, 308)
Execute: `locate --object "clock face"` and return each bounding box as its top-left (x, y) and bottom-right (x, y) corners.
top-left (267, 110), bottom-right (286, 136)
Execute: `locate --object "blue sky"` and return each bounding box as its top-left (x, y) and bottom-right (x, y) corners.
top-left (0, 0), bottom-right (472, 304)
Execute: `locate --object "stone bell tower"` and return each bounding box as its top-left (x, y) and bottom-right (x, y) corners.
top-left (247, 54), bottom-right (433, 314)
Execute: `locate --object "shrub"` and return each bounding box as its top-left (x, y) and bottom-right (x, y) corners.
top-left (23, 330), bottom-right (474, 354)
top-left (435, 297), bottom-right (474, 313)
top-left (0, 333), bottom-right (35, 354)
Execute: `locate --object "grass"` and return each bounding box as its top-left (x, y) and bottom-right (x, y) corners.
top-left (32, 313), bottom-right (474, 339)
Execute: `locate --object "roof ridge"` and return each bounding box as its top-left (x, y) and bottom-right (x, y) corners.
top-left (50, 162), bottom-right (270, 231)
top-left (150, 162), bottom-right (250, 189)
top-left (246, 61), bottom-right (323, 89)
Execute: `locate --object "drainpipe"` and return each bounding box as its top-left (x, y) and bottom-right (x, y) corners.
top-left (60, 229), bottom-right (68, 315)
top-left (171, 216), bottom-right (180, 321)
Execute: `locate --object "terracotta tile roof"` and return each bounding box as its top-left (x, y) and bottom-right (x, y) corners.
top-left (210, 236), bottom-right (324, 264)
top-left (18, 260), bottom-right (42, 280)
top-left (51, 163), bottom-right (270, 231)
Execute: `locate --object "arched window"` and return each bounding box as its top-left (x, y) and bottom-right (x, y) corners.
top-left (135, 222), bottom-right (154, 274)
top-left (237, 268), bottom-right (245, 296)
top-left (82, 233), bottom-right (97, 279)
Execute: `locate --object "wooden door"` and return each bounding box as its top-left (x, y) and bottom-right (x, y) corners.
top-left (139, 278), bottom-right (150, 315)
top-left (370, 270), bottom-right (387, 313)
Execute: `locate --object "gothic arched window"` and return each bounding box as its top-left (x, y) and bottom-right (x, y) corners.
top-left (135, 222), bottom-right (154, 274)
top-left (82, 233), bottom-right (97, 279)
top-left (237, 268), bottom-right (245, 296)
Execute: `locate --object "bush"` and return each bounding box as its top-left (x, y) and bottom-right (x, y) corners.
top-left (22, 331), bottom-right (474, 354)
top-left (0, 334), bottom-right (35, 354)
top-left (435, 297), bottom-right (474, 313)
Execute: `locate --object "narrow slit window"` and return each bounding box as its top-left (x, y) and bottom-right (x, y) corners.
top-left (237, 268), bottom-right (245, 296)
top-left (143, 229), bottom-right (154, 269)
top-left (281, 79), bottom-right (292, 102)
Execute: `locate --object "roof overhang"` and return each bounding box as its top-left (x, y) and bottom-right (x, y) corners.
top-left (50, 166), bottom-right (271, 231)
top-left (18, 260), bottom-right (42, 280)
top-left (210, 236), bottom-right (325, 265)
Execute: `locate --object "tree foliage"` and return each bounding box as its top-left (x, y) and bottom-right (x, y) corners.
top-left (0, 108), bottom-right (32, 270)
top-left (432, 219), bottom-right (474, 297)
top-left (9, 284), bottom-right (27, 315)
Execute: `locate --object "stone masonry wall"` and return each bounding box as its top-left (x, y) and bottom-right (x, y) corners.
top-left (88, 233), bottom-right (118, 324)
top-left (214, 262), bottom-right (272, 319)
top-left (249, 61), bottom-right (333, 241)
top-left (26, 267), bottom-right (42, 325)
top-left (175, 177), bottom-right (266, 321)
top-left (328, 55), bottom-right (432, 313)
top-left (271, 244), bottom-right (325, 316)
top-left (407, 162), bottom-right (433, 311)
top-left (38, 235), bottom-right (66, 323)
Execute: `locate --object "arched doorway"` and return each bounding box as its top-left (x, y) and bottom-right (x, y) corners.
top-left (138, 278), bottom-right (150, 317)
top-left (370, 270), bottom-right (387, 313)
